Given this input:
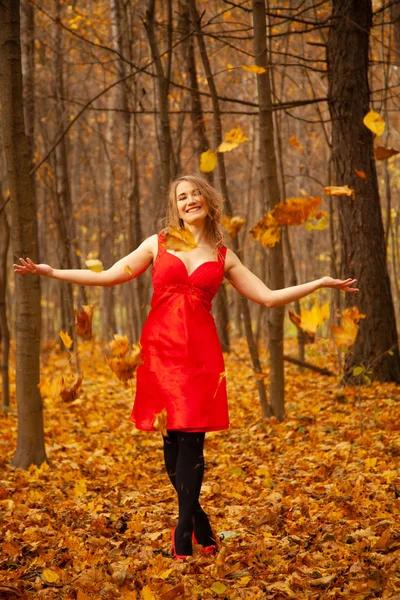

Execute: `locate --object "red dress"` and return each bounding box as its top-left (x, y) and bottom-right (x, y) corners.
top-left (130, 233), bottom-right (229, 432)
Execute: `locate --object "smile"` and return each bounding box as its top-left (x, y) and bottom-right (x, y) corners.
top-left (186, 206), bottom-right (201, 213)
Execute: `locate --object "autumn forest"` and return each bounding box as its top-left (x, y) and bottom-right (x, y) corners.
top-left (1, 0), bottom-right (400, 598)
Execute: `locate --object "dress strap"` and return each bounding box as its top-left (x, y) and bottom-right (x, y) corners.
top-left (157, 232), bottom-right (167, 259)
top-left (218, 245), bottom-right (227, 267)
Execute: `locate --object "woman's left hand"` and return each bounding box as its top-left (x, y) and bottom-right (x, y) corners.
top-left (321, 277), bottom-right (359, 293)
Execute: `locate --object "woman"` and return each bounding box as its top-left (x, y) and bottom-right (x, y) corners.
top-left (14, 175), bottom-right (358, 559)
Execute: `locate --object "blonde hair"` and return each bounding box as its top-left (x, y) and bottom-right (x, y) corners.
top-left (165, 175), bottom-right (225, 247)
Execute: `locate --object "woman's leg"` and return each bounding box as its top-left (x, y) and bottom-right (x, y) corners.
top-left (174, 431), bottom-right (205, 555)
top-left (163, 431), bottom-right (216, 553)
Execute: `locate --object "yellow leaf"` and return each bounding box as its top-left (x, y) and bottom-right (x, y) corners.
top-left (110, 334), bottom-right (130, 357)
top-left (288, 135), bottom-right (303, 150)
top-left (85, 258), bottom-right (104, 272)
top-left (217, 141), bottom-right (240, 153)
top-left (227, 63), bottom-right (234, 71)
top-left (153, 408), bottom-right (168, 437)
top-left (42, 568), bottom-right (60, 583)
top-left (305, 211), bottom-right (329, 231)
top-left (159, 568), bottom-right (173, 580)
top-left (365, 457), bottom-right (378, 469)
top-left (74, 480), bottom-right (87, 497)
top-left (240, 576), bottom-right (252, 585)
top-left (141, 586), bottom-right (156, 600)
top-left (211, 582), bottom-right (227, 594)
top-left (164, 227), bottom-right (197, 252)
top-left (323, 185), bottom-right (355, 199)
top-left (60, 330), bottom-right (73, 349)
top-left (272, 196), bottom-right (321, 226)
top-left (363, 109), bottom-right (385, 136)
top-left (124, 265), bottom-right (133, 276)
top-left (249, 212), bottom-right (281, 248)
top-left (241, 64), bottom-right (266, 74)
top-left (217, 127), bottom-right (248, 153)
top-left (300, 302), bottom-right (330, 335)
top-left (221, 215), bottom-right (246, 238)
top-left (200, 149), bottom-right (217, 173)
top-left (374, 146), bottom-right (399, 160)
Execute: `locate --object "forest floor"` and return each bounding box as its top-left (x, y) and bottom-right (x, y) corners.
top-left (1, 338), bottom-right (400, 600)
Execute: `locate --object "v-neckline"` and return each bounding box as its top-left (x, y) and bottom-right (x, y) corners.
top-left (166, 251), bottom-right (220, 278)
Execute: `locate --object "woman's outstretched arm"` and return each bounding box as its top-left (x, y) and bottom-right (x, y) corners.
top-left (224, 249), bottom-right (358, 308)
top-left (14, 235), bottom-right (158, 287)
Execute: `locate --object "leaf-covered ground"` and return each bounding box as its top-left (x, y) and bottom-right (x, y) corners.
top-left (1, 339), bottom-right (400, 599)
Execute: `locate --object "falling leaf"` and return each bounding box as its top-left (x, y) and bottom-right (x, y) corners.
top-left (124, 265), bottom-right (133, 276)
top-left (241, 64), bottom-right (266, 74)
top-left (374, 146), bottom-right (399, 160)
top-left (85, 258), bottom-right (104, 272)
top-left (42, 568), bottom-right (60, 583)
top-left (107, 342), bottom-right (142, 385)
top-left (271, 196), bottom-right (321, 226)
top-left (288, 310), bottom-right (301, 329)
top-left (288, 135), bottom-right (303, 150)
top-left (60, 330), bottom-right (73, 350)
top-left (163, 227), bottom-right (197, 252)
top-left (153, 408), bottom-right (168, 437)
top-left (323, 185), bottom-right (355, 199)
top-left (296, 302), bottom-right (330, 336)
top-left (305, 211), bottom-right (329, 231)
top-left (355, 169), bottom-right (367, 180)
top-left (331, 307), bottom-right (365, 349)
top-left (217, 127), bottom-right (248, 153)
top-left (363, 109), bottom-right (385, 136)
top-left (249, 212), bottom-right (281, 248)
top-left (75, 304), bottom-right (94, 340)
top-left (221, 215), bottom-right (246, 238)
top-left (110, 334), bottom-right (130, 357)
top-left (59, 374), bottom-right (83, 403)
top-left (200, 149), bottom-right (217, 173)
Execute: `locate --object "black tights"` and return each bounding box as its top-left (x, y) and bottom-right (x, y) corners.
top-left (163, 430), bottom-right (215, 555)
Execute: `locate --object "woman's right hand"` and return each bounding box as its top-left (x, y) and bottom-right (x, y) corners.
top-left (13, 258), bottom-right (53, 278)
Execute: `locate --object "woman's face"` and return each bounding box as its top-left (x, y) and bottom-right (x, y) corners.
top-left (176, 180), bottom-right (209, 226)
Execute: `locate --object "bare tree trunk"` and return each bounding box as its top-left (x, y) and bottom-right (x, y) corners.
top-left (144, 0), bottom-right (176, 212)
top-left (0, 0), bottom-right (46, 467)
top-left (327, 0), bottom-right (400, 382)
top-left (53, 1), bottom-right (84, 364)
top-left (253, 0), bottom-right (285, 419)
top-left (0, 205), bottom-right (10, 409)
top-left (190, 0), bottom-right (268, 413)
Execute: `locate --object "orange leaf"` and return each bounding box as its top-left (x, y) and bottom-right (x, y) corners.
top-left (374, 146), bottom-right (399, 160)
top-left (323, 185), bottom-right (355, 199)
top-left (75, 304), bottom-right (94, 340)
top-left (271, 196), bottom-right (321, 226)
top-left (288, 135), bottom-right (303, 150)
top-left (354, 169), bottom-right (367, 180)
top-left (221, 215), bottom-right (246, 238)
top-left (249, 212), bottom-right (281, 248)
top-left (163, 227), bottom-right (197, 252)
top-left (153, 408), bottom-right (168, 437)
top-left (59, 374), bottom-right (83, 403)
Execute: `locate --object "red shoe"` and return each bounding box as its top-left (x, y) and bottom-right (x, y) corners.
top-left (172, 528), bottom-right (190, 560)
top-left (192, 531), bottom-right (218, 556)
